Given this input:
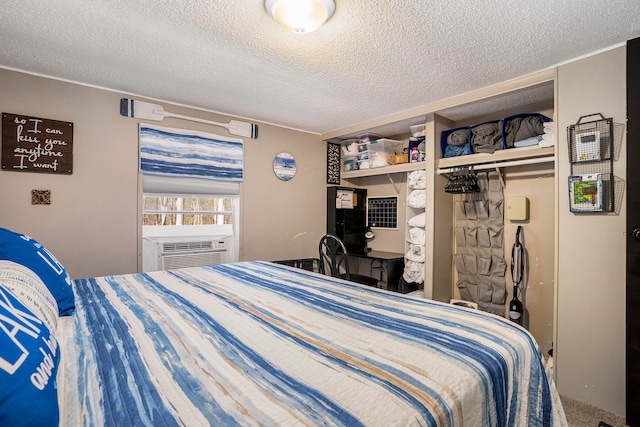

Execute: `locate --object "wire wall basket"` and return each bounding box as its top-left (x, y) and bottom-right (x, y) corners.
top-left (567, 113), bottom-right (625, 214)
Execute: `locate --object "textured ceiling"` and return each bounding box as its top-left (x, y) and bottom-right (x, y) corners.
top-left (1, 1), bottom-right (639, 135)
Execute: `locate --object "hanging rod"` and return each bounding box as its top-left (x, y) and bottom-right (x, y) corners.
top-left (437, 155), bottom-right (554, 175)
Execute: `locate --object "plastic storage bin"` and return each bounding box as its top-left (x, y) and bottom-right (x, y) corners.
top-left (342, 138), bottom-right (364, 171)
top-left (440, 127), bottom-right (472, 158)
top-left (357, 133), bottom-right (382, 144)
top-left (410, 124), bottom-right (426, 137)
top-left (368, 139), bottom-right (403, 168)
top-left (341, 138), bottom-right (360, 156)
top-left (343, 155), bottom-right (358, 171)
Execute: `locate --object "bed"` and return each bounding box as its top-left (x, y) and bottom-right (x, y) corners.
top-left (0, 226), bottom-right (566, 426)
top-left (54, 261), bottom-right (567, 426)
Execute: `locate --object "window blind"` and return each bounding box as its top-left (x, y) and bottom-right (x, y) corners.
top-left (142, 174), bottom-right (240, 196)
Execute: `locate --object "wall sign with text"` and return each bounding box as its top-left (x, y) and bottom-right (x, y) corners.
top-left (2, 112), bottom-right (73, 175)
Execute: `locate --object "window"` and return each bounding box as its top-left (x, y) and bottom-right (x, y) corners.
top-left (141, 194), bottom-right (238, 253)
top-left (143, 195), bottom-right (233, 226)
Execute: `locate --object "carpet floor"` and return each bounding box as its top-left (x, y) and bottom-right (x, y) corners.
top-left (561, 395), bottom-right (628, 427)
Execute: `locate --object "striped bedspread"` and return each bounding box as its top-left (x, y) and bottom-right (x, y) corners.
top-left (57, 261), bottom-right (567, 426)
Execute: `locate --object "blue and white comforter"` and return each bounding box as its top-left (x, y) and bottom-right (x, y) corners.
top-left (57, 261), bottom-right (567, 426)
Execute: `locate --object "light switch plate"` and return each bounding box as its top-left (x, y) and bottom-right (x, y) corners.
top-left (506, 196), bottom-right (529, 220)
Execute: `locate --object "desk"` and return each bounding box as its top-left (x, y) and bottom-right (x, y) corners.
top-left (349, 250), bottom-right (405, 293)
top-left (274, 252), bottom-right (414, 294)
top-left (273, 258), bottom-right (318, 272)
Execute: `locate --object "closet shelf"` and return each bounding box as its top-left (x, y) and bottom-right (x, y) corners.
top-left (437, 146), bottom-right (555, 173)
top-left (341, 161), bottom-right (426, 179)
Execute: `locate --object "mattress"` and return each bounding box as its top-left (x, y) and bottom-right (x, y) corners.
top-left (57, 261), bottom-right (567, 426)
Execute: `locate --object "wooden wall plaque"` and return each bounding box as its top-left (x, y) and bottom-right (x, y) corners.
top-left (2, 112), bottom-right (73, 174)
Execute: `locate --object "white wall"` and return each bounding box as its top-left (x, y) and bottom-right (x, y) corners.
top-left (502, 165), bottom-right (556, 355)
top-left (0, 69), bottom-right (139, 279)
top-left (556, 46), bottom-right (627, 416)
top-left (0, 68), bottom-right (326, 279)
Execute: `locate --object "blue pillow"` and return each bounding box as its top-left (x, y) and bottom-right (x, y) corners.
top-left (0, 285), bottom-right (60, 426)
top-left (0, 261), bottom-right (59, 333)
top-left (0, 228), bottom-right (74, 316)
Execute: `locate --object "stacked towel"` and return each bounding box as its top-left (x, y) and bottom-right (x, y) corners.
top-left (407, 190), bottom-right (426, 208)
top-left (407, 227), bottom-right (425, 245)
top-left (471, 122), bottom-right (502, 153)
top-left (405, 244), bottom-right (425, 262)
top-left (539, 121), bottom-right (555, 147)
top-left (408, 212), bottom-right (425, 228)
top-left (445, 129), bottom-right (470, 158)
top-left (402, 260), bottom-right (424, 284)
top-left (408, 170), bottom-right (426, 190)
top-left (514, 135), bottom-right (543, 148)
top-left (504, 115), bottom-right (544, 148)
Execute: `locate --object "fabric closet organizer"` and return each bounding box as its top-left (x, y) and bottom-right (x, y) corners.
top-left (452, 171), bottom-right (506, 315)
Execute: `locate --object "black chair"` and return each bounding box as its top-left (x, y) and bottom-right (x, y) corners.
top-left (318, 234), bottom-right (379, 287)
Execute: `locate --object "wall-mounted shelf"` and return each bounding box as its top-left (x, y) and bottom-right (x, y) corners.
top-left (437, 146), bottom-right (555, 188)
top-left (322, 69), bottom-right (557, 305)
top-left (342, 161), bottom-right (425, 179)
top-left (437, 146), bottom-right (555, 172)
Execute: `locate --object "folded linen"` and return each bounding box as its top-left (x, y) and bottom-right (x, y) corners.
top-left (405, 244), bottom-right (425, 262)
top-left (445, 144), bottom-right (468, 158)
top-left (539, 138), bottom-right (555, 148)
top-left (504, 115), bottom-right (544, 148)
top-left (407, 190), bottom-right (426, 209)
top-left (447, 129), bottom-right (469, 146)
top-left (408, 170), bottom-right (427, 189)
top-left (403, 260), bottom-right (424, 284)
top-left (471, 122), bottom-right (502, 154)
top-left (444, 129), bottom-right (470, 158)
top-left (408, 227), bottom-right (425, 245)
top-left (514, 135), bottom-right (543, 148)
top-left (408, 213), bottom-right (425, 228)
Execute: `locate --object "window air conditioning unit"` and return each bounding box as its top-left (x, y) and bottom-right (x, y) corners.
top-left (142, 236), bottom-right (230, 272)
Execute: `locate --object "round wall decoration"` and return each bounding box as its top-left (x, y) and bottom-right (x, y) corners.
top-left (273, 152), bottom-right (296, 181)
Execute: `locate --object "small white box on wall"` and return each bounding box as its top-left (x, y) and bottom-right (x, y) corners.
top-left (506, 196), bottom-right (529, 221)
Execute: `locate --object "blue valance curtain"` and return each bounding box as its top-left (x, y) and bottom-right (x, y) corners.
top-left (138, 123), bottom-right (244, 196)
top-left (139, 124), bottom-right (244, 182)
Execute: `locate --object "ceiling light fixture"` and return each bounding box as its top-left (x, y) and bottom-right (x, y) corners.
top-left (265, 0), bottom-right (335, 34)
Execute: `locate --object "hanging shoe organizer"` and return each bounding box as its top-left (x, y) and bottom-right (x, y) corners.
top-left (452, 171), bottom-right (507, 316)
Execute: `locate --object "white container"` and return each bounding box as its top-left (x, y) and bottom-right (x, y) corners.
top-left (410, 124), bottom-right (426, 137)
top-left (340, 138), bottom-right (360, 156)
top-left (368, 139), bottom-right (404, 168)
top-left (342, 155), bottom-right (358, 171)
